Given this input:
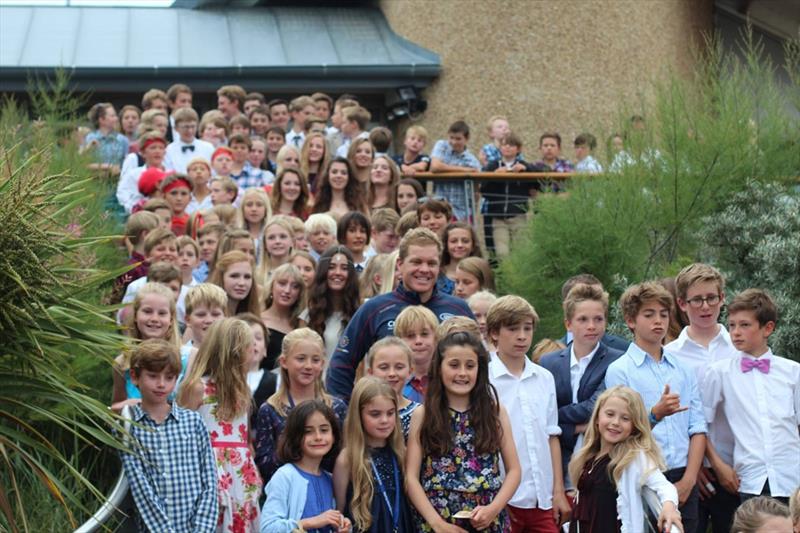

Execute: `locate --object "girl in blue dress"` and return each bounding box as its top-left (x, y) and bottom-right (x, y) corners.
top-left (333, 377), bottom-right (413, 533)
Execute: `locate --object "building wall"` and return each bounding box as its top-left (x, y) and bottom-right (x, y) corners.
top-left (380, 0), bottom-right (713, 161)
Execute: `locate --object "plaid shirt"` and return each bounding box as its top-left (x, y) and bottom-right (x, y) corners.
top-left (120, 403), bottom-right (218, 532)
top-left (230, 162), bottom-right (266, 190)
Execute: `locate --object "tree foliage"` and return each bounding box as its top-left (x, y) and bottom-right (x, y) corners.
top-left (0, 81), bottom-right (128, 531)
top-left (500, 31), bottom-right (799, 341)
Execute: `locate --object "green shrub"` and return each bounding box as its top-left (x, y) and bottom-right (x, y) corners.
top-left (500, 32), bottom-right (799, 341)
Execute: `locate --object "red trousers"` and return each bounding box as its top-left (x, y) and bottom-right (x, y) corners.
top-left (507, 505), bottom-right (560, 533)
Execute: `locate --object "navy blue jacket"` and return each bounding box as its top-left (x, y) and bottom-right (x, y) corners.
top-left (539, 342), bottom-right (624, 478)
top-left (326, 282), bottom-right (473, 400)
top-left (559, 332), bottom-right (630, 354)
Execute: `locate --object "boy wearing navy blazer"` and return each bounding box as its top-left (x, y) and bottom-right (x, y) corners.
top-left (539, 282), bottom-right (624, 484)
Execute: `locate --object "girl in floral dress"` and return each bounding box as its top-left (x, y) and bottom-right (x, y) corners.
top-left (406, 332), bottom-right (521, 533)
top-left (179, 317), bottom-right (262, 532)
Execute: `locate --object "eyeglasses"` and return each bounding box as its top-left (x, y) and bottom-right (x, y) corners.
top-left (685, 294), bottom-right (721, 308)
top-left (177, 123), bottom-right (198, 130)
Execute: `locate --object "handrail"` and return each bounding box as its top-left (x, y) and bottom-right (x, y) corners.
top-left (642, 485), bottom-right (681, 533)
top-left (74, 406), bottom-right (132, 533)
top-left (405, 171), bottom-right (587, 181)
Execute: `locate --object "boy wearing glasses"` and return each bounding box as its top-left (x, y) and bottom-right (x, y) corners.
top-left (165, 107), bottom-right (214, 174)
top-left (666, 263), bottom-right (739, 533)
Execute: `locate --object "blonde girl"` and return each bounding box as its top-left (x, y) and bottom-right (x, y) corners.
top-left (299, 131), bottom-right (331, 193)
top-left (178, 318), bottom-right (262, 532)
top-left (270, 168), bottom-right (310, 220)
top-left (333, 377), bottom-right (413, 532)
top-left (259, 400), bottom-right (350, 533)
top-left (209, 250), bottom-right (262, 317)
top-left (365, 336), bottom-right (420, 440)
top-left (258, 216), bottom-right (295, 284)
top-left (359, 252), bottom-right (396, 302)
top-left (237, 188), bottom-right (272, 247)
top-left (275, 144), bottom-right (301, 175)
top-left (568, 386), bottom-right (682, 533)
top-left (367, 155), bottom-right (400, 212)
top-left (466, 290), bottom-right (497, 350)
top-left (406, 331), bottom-right (521, 533)
top-left (290, 250), bottom-right (317, 290)
top-left (112, 282), bottom-right (184, 409)
top-left (254, 328), bottom-right (347, 484)
top-left (260, 263), bottom-right (306, 371)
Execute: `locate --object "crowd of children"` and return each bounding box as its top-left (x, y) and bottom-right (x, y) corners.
top-left (92, 85), bottom-right (799, 533)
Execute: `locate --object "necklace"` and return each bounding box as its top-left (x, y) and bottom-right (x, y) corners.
top-left (587, 454), bottom-right (607, 475)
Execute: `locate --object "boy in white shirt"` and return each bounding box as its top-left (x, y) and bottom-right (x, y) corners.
top-left (702, 289), bottom-right (799, 506)
top-left (487, 295), bottom-right (571, 531)
top-left (164, 108), bottom-right (214, 174)
top-left (666, 263), bottom-right (739, 532)
top-left (285, 95), bottom-right (315, 148)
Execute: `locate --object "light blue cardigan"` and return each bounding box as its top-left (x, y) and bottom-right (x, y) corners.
top-left (259, 463), bottom-right (335, 533)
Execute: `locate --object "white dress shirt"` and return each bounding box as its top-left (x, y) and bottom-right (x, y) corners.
top-left (702, 350), bottom-right (800, 497)
top-left (164, 138), bottom-right (214, 174)
top-left (489, 354), bottom-right (561, 509)
top-left (285, 130), bottom-right (305, 149)
top-left (666, 326), bottom-right (738, 466)
top-left (570, 343), bottom-right (599, 404)
top-left (116, 164), bottom-right (147, 213)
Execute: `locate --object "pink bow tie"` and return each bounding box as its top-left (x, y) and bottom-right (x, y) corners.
top-left (741, 358), bottom-right (770, 374)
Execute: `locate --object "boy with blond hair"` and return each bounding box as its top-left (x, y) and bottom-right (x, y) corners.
top-left (539, 283), bottom-right (624, 485)
top-left (395, 305), bottom-right (438, 403)
top-left (304, 213), bottom-right (338, 261)
top-left (120, 339), bottom-right (218, 531)
top-left (367, 208), bottom-right (400, 259)
top-left (175, 236), bottom-right (200, 288)
top-left (183, 283), bottom-right (227, 348)
top-left (702, 289), bottom-right (799, 505)
top-left (666, 263), bottom-right (739, 532)
top-left (208, 176), bottom-right (238, 206)
top-left (285, 95), bottom-right (316, 148)
top-left (606, 281), bottom-right (707, 533)
top-left (216, 84), bottom-right (246, 120)
top-left (192, 223), bottom-right (224, 283)
top-left (488, 295), bottom-right (571, 530)
top-left (393, 125), bottom-right (431, 177)
top-left (479, 115), bottom-right (510, 167)
top-left (335, 106), bottom-right (371, 158)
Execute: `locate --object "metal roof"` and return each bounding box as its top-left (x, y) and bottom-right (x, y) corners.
top-left (0, 5), bottom-right (441, 92)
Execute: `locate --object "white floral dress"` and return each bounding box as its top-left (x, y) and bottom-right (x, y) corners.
top-left (198, 377), bottom-right (261, 533)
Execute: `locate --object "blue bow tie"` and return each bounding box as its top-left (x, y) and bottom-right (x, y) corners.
top-left (181, 145), bottom-right (195, 153)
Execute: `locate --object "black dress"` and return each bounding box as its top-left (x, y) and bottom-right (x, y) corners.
top-left (569, 454), bottom-right (621, 533)
top-left (345, 446), bottom-right (413, 533)
top-left (262, 327), bottom-right (286, 371)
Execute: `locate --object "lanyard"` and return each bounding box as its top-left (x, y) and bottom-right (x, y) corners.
top-left (287, 393), bottom-right (295, 409)
top-left (371, 453), bottom-right (400, 531)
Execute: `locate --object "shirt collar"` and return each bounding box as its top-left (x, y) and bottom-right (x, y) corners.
top-left (627, 342), bottom-right (675, 367)
top-left (741, 348), bottom-right (773, 361)
top-left (673, 324), bottom-right (731, 350)
top-left (131, 401), bottom-right (180, 423)
top-left (489, 353), bottom-right (535, 380)
top-left (569, 342), bottom-right (600, 369)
